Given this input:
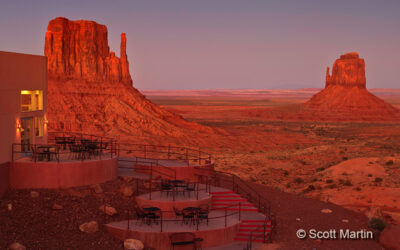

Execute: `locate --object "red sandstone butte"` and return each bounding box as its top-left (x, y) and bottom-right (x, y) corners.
top-left (305, 52), bottom-right (400, 119)
top-left (45, 17), bottom-right (132, 84)
top-left (44, 17), bottom-right (213, 141)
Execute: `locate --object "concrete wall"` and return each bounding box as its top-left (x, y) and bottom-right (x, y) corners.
top-left (0, 51), bottom-right (48, 164)
top-left (0, 162), bottom-right (9, 198)
top-left (9, 157), bottom-right (118, 189)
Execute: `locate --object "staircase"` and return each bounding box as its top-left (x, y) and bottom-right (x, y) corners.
top-left (234, 219), bottom-right (272, 243)
top-left (211, 191), bottom-right (258, 212)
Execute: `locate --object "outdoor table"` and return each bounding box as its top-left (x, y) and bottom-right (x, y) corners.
top-left (169, 180), bottom-right (187, 195)
top-left (37, 145), bottom-right (56, 161)
top-left (142, 207), bottom-right (161, 225)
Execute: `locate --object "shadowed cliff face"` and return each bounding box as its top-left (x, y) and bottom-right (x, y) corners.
top-left (45, 17), bottom-right (214, 143)
top-left (45, 17), bottom-right (132, 85)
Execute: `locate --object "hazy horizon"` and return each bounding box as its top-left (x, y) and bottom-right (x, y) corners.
top-left (1, 0), bottom-right (399, 90)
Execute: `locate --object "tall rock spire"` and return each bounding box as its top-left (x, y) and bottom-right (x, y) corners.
top-left (120, 33), bottom-right (132, 85)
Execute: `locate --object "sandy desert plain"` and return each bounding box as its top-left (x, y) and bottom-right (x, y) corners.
top-left (143, 89), bottom-right (400, 224)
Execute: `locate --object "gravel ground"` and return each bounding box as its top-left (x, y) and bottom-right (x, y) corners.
top-left (0, 178), bottom-right (384, 250)
top-left (250, 182), bottom-right (383, 250)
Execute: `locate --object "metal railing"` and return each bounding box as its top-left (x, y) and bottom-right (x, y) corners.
top-left (104, 202), bottom-right (243, 233)
top-left (118, 143), bottom-right (212, 166)
top-left (246, 218), bottom-right (272, 249)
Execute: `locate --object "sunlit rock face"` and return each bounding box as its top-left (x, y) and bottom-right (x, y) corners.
top-left (45, 17), bottom-right (212, 143)
top-left (325, 52), bottom-right (366, 88)
top-left (304, 52), bottom-right (400, 120)
top-left (45, 17), bottom-right (132, 85)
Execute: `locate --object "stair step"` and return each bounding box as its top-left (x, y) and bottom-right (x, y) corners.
top-left (242, 220), bottom-right (266, 223)
top-left (236, 233), bottom-right (266, 237)
top-left (210, 191), bottom-right (235, 194)
top-left (212, 203), bottom-right (254, 206)
top-left (211, 195), bottom-right (242, 198)
top-left (239, 229), bottom-right (266, 232)
top-left (212, 199), bottom-right (247, 202)
top-left (213, 207), bottom-right (258, 211)
top-left (234, 237), bottom-right (265, 243)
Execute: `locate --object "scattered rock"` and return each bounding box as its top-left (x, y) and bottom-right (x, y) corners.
top-left (120, 186), bottom-right (134, 197)
top-left (8, 242), bottom-right (26, 250)
top-left (379, 224), bottom-right (400, 250)
top-left (91, 184), bottom-right (103, 194)
top-left (321, 209), bottom-right (332, 214)
top-left (79, 221), bottom-right (99, 233)
top-left (7, 203), bottom-right (12, 211)
top-left (124, 239), bottom-right (144, 250)
top-left (296, 218), bottom-right (301, 221)
top-left (366, 205), bottom-right (384, 220)
top-left (122, 176), bottom-right (134, 182)
top-left (99, 205), bottom-right (118, 216)
top-left (30, 191), bottom-right (39, 198)
top-left (342, 219), bottom-right (349, 223)
top-left (52, 203), bottom-right (63, 210)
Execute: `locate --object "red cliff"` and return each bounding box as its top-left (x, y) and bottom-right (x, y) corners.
top-left (45, 17), bottom-right (213, 143)
top-left (45, 17), bottom-right (132, 84)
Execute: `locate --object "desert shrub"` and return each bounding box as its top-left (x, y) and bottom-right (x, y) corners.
top-left (368, 174), bottom-right (373, 177)
top-left (326, 179), bottom-right (334, 184)
top-left (368, 218), bottom-right (386, 232)
top-left (249, 176), bottom-right (257, 182)
top-left (283, 171), bottom-right (289, 176)
top-left (356, 187), bottom-right (361, 191)
top-left (303, 185), bottom-right (315, 193)
top-left (338, 179), bottom-right (344, 184)
top-left (286, 183), bottom-right (291, 188)
top-left (344, 180), bottom-right (353, 186)
top-left (374, 177), bottom-right (383, 183)
top-left (386, 160), bottom-right (394, 166)
top-left (294, 177), bottom-right (304, 184)
top-left (342, 157), bottom-right (348, 161)
top-left (316, 167), bottom-right (325, 172)
top-left (342, 172), bottom-right (348, 176)
top-left (327, 184), bottom-right (337, 189)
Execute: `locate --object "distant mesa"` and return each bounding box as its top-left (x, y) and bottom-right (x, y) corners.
top-left (45, 17), bottom-right (132, 85)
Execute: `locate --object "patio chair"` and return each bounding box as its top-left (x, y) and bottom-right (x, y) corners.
top-left (161, 180), bottom-right (172, 197)
top-left (134, 207), bottom-right (147, 225)
top-left (198, 204), bottom-right (209, 225)
top-left (49, 145), bottom-right (60, 161)
top-left (185, 182), bottom-right (196, 198)
top-left (173, 206), bottom-right (183, 223)
top-left (170, 232), bottom-right (195, 250)
top-left (182, 209), bottom-right (195, 225)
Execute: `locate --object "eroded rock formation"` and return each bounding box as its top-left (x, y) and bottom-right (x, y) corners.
top-left (45, 17), bottom-right (132, 84)
top-left (45, 17), bottom-right (213, 144)
top-left (325, 52), bottom-right (366, 88)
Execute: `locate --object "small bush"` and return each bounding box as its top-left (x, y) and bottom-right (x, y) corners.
top-left (342, 157), bottom-right (348, 161)
top-left (374, 177), bottom-right (383, 183)
top-left (355, 187), bottom-right (361, 191)
top-left (316, 167), bottom-right (325, 172)
top-left (386, 160), bottom-right (394, 166)
top-left (326, 179), bottom-right (334, 184)
top-left (283, 171), bottom-right (289, 176)
top-left (368, 174), bottom-right (373, 177)
top-left (368, 218), bottom-right (386, 232)
top-left (327, 184), bottom-right (337, 189)
top-left (294, 177), bottom-right (304, 184)
top-left (344, 180), bottom-right (353, 186)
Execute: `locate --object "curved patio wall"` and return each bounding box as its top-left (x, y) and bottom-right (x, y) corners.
top-left (10, 157), bottom-right (118, 189)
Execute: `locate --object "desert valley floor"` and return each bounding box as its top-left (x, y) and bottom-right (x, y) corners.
top-left (144, 90), bottom-right (400, 224)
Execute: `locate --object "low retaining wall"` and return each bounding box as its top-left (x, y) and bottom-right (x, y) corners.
top-left (135, 194), bottom-right (212, 218)
top-left (106, 220), bottom-right (240, 250)
top-left (0, 162), bottom-right (10, 197)
top-left (10, 157), bottom-right (118, 189)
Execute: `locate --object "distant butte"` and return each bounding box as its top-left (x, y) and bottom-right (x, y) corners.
top-left (304, 52), bottom-right (400, 120)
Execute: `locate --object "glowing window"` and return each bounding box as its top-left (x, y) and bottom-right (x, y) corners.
top-left (34, 116), bottom-right (43, 137)
top-left (21, 90), bottom-right (43, 111)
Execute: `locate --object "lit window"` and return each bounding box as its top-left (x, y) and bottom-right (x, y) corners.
top-left (35, 116), bottom-right (43, 137)
top-left (21, 90), bottom-right (43, 112)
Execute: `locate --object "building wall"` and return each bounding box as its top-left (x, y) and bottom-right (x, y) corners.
top-left (0, 162), bottom-right (9, 198)
top-left (0, 51), bottom-right (48, 164)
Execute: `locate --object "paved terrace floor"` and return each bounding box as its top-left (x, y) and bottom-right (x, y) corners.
top-left (15, 151), bottom-right (114, 163)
